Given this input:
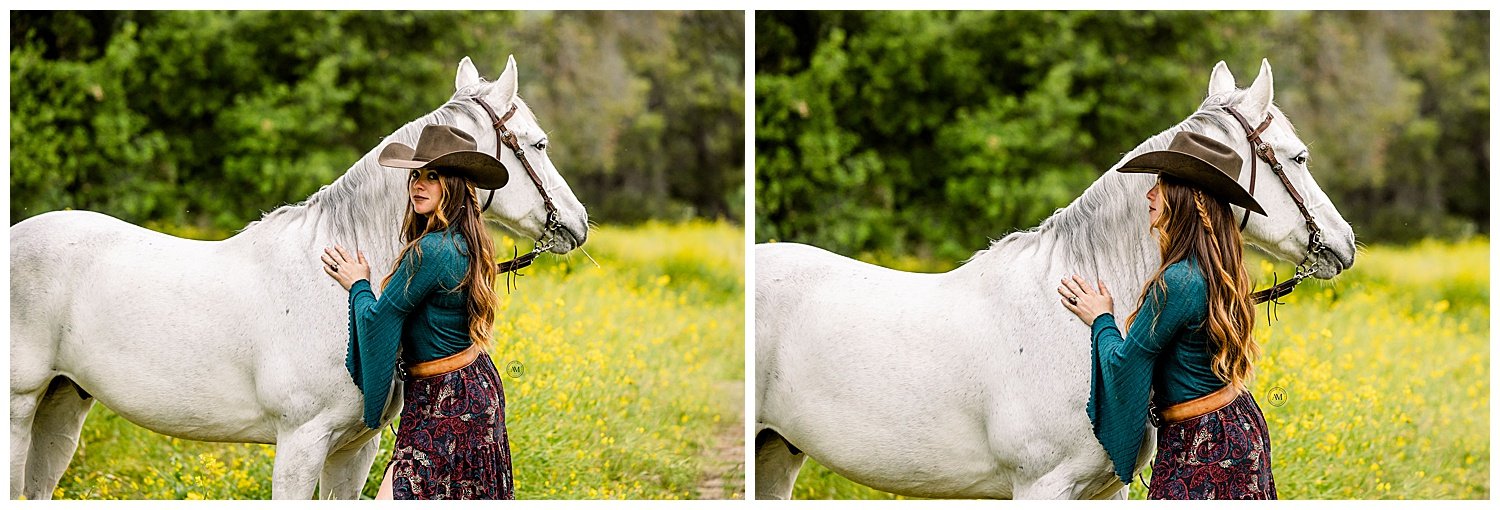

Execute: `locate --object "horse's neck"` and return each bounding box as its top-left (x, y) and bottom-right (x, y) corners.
top-left (1046, 172), bottom-right (1157, 310)
top-left (961, 119), bottom-right (1211, 312)
top-left (230, 102), bottom-right (481, 276)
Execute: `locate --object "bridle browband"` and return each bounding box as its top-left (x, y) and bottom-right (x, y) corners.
top-left (473, 96), bottom-right (565, 276)
top-left (1221, 105), bottom-right (1327, 305)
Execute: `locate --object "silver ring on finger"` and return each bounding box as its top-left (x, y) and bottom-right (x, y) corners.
top-left (1068, 296), bottom-right (1078, 305)
top-left (332, 264), bottom-right (340, 273)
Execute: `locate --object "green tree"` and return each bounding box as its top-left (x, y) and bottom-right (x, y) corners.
top-left (757, 11), bottom-right (1490, 258)
top-left (1269, 11), bottom-right (1488, 242)
top-left (11, 11), bottom-right (745, 232)
top-left (12, 11), bottom-right (514, 231)
top-left (756, 11), bottom-right (1267, 260)
top-left (507, 11), bottom-right (745, 223)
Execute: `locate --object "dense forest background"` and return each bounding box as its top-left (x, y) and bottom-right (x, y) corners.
top-left (756, 11), bottom-right (1489, 260)
top-left (11, 11), bottom-right (745, 232)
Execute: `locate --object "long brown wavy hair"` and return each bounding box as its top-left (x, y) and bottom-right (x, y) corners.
top-left (382, 170), bottom-right (499, 350)
top-left (1127, 176), bottom-right (1258, 390)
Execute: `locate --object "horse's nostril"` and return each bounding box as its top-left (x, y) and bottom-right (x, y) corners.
top-left (566, 224), bottom-right (587, 247)
top-left (1323, 247), bottom-right (1355, 271)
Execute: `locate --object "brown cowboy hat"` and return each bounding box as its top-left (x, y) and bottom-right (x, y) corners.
top-left (378, 124), bottom-right (509, 190)
top-left (1117, 131), bottom-right (1265, 216)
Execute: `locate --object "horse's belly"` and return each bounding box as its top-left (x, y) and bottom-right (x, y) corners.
top-left (61, 286), bottom-right (281, 442)
top-left (62, 278), bottom-right (344, 443)
top-left (77, 368), bottom-right (278, 444)
top-left (760, 285), bottom-right (1014, 494)
top-left (764, 294), bottom-right (1113, 497)
top-left (783, 402), bottom-right (1013, 497)
top-left (768, 339), bottom-right (1018, 496)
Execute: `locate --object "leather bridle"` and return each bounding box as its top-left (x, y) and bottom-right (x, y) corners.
top-left (1221, 106), bottom-right (1327, 305)
top-left (473, 97), bottom-right (565, 274)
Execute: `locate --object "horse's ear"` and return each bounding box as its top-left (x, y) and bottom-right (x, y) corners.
top-left (455, 56), bottom-right (482, 91)
top-left (1207, 60), bottom-right (1236, 97)
top-left (490, 55), bottom-right (519, 107)
top-left (1242, 58), bottom-right (1275, 118)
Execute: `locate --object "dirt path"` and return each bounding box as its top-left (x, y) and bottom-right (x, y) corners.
top-left (696, 380), bottom-right (745, 499)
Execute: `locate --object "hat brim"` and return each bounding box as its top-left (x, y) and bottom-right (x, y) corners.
top-left (1118, 150), bottom-right (1266, 216)
top-left (378, 143), bottom-right (510, 190)
top-left (377, 142), bottom-right (425, 168)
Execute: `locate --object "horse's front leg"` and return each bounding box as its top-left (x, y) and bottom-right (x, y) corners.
top-left (272, 422), bottom-right (337, 499)
top-left (319, 433), bottom-right (383, 499)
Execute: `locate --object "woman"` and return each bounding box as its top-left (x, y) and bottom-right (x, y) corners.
top-left (1058, 131), bottom-right (1277, 499)
top-left (322, 124), bottom-right (514, 499)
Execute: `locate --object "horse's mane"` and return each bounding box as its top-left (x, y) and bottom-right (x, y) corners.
top-left (238, 104), bottom-right (461, 239)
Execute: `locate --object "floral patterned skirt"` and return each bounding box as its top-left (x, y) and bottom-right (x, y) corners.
top-left (1148, 391), bottom-right (1277, 500)
top-left (390, 351), bottom-right (514, 499)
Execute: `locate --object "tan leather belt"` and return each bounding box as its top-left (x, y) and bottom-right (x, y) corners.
top-left (1152, 385), bottom-right (1240, 426)
top-left (405, 343), bottom-right (482, 379)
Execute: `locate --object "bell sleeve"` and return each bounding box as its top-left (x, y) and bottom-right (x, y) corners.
top-left (343, 236), bottom-right (460, 429)
top-left (1085, 263), bottom-right (1204, 483)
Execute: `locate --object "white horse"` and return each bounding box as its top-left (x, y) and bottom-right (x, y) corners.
top-left (755, 60), bottom-right (1357, 499)
top-left (10, 55), bottom-right (588, 499)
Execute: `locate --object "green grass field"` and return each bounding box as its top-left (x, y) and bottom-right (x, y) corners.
top-left (792, 238), bottom-right (1489, 500)
top-left (45, 220), bottom-right (745, 499)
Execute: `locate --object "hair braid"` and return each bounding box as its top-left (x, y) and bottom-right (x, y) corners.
top-left (1193, 190), bottom-right (1214, 234)
top-left (1192, 188), bottom-right (1258, 389)
top-left (1133, 179), bottom-right (1259, 391)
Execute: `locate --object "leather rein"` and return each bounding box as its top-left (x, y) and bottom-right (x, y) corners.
top-left (473, 97), bottom-right (564, 275)
top-left (1221, 106), bottom-right (1327, 305)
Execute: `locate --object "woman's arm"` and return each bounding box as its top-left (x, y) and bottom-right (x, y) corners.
top-left (342, 237), bottom-right (462, 429)
top-left (1094, 266), bottom-right (1203, 358)
top-left (1075, 264), bottom-right (1205, 482)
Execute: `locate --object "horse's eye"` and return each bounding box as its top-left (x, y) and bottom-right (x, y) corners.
top-left (534, 140), bottom-right (548, 151)
top-left (1293, 154), bottom-right (1308, 165)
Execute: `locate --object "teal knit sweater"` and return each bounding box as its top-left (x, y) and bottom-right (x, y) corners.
top-left (344, 230), bottom-right (475, 429)
top-left (1087, 257), bottom-right (1228, 483)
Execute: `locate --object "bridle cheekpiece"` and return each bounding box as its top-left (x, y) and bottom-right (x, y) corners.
top-left (472, 97), bottom-right (566, 276)
top-left (1222, 105), bottom-right (1328, 306)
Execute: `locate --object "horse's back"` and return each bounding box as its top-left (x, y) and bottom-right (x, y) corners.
top-left (13, 209), bottom-right (209, 251)
top-left (12, 210), bottom-right (211, 280)
top-left (755, 241), bottom-right (933, 322)
top-left (11, 210), bottom-right (215, 338)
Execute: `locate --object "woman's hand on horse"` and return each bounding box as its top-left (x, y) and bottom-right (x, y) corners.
top-left (321, 245), bottom-right (370, 291)
top-left (1058, 274), bottom-right (1112, 326)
